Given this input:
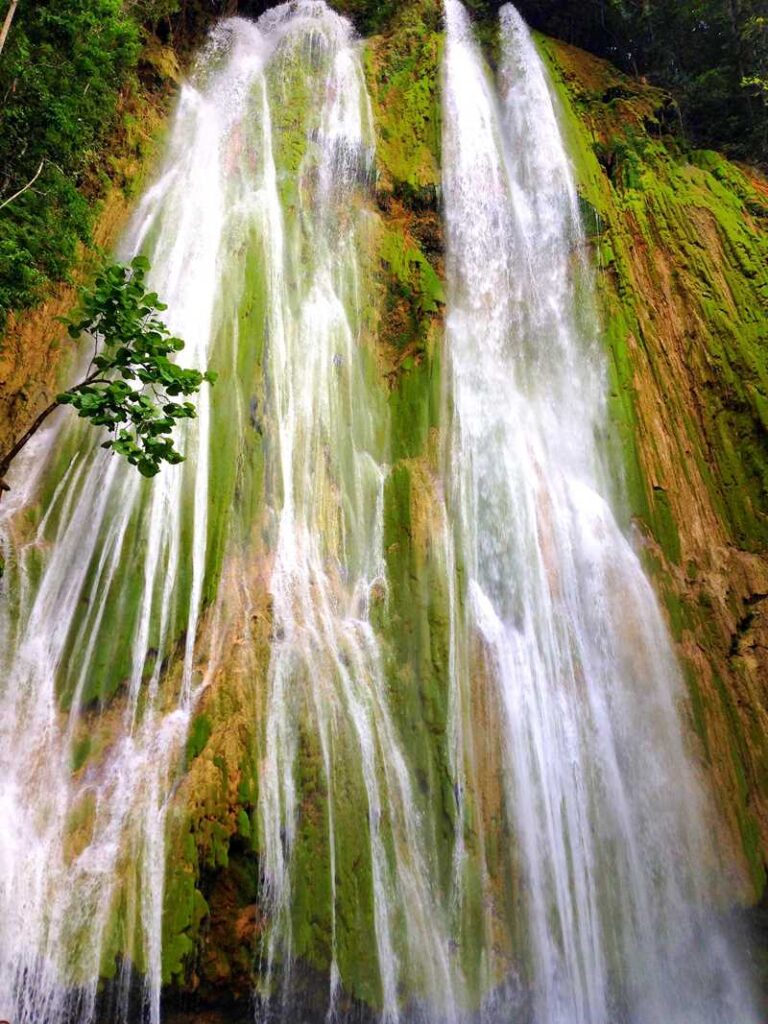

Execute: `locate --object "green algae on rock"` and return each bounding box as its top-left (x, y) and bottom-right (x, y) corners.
top-left (538, 33), bottom-right (768, 901)
top-left (1, 2), bottom-right (767, 1021)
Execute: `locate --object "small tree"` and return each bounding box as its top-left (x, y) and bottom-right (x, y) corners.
top-left (0, 256), bottom-right (216, 493)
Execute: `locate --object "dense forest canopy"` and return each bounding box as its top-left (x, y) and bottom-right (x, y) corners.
top-left (509, 0), bottom-right (768, 160)
top-left (0, 0), bottom-right (765, 327)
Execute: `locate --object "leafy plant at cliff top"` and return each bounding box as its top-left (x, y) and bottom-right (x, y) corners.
top-left (0, 256), bottom-right (216, 491)
top-left (0, 0), bottom-right (141, 325)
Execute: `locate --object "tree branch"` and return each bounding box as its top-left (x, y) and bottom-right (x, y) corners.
top-left (0, 368), bottom-right (112, 494)
top-left (0, 398), bottom-right (60, 490)
top-left (0, 159), bottom-right (44, 213)
top-left (0, 0), bottom-right (18, 61)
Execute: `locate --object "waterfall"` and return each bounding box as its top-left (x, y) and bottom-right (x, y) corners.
top-left (0, 0), bottom-right (760, 1021)
top-left (441, 3), bottom-right (758, 1022)
top-left (0, 16), bottom-right (226, 1022)
top-left (241, 5), bottom-right (458, 1019)
top-left (0, 4), bottom-right (459, 1022)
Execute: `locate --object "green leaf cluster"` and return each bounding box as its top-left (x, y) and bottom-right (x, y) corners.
top-left (58, 256), bottom-right (215, 478)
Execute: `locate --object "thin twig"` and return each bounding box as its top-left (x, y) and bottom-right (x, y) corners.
top-left (0, 159), bottom-right (44, 213)
top-left (0, 0), bottom-right (19, 60)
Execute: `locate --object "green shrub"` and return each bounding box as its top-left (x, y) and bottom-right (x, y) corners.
top-left (0, 0), bottom-right (140, 326)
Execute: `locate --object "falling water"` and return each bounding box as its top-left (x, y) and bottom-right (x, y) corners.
top-left (441, 3), bottom-right (758, 1023)
top-left (0, 18), bottom-right (227, 1021)
top-left (0, 1), bottom-right (759, 1021)
top-left (0, 4), bottom-right (460, 1022)
top-left (241, 5), bottom-right (459, 1020)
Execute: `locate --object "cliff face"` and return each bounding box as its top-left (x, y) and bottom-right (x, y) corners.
top-left (538, 36), bottom-right (768, 899)
top-left (159, 8), bottom-right (768, 1011)
top-left (2, 0), bottom-right (767, 1016)
top-left (0, 36), bottom-right (182, 461)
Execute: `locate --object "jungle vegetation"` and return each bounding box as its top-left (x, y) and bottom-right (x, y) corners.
top-left (0, 256), bottom-right (215, 491)
top-left (0, 0), bottom-right (765, 330)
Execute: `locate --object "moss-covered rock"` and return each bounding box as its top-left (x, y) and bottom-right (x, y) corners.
top-left (538, 34), bottom-right (768, 900)
top-left (149, 9), bottom-right (768, 1017)
top-left (6, 2), bottom-right (768, 1018)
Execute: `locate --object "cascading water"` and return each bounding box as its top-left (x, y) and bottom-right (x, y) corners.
top-left (240, 6), bottom-right (459, 1019)
top-left (0, 19), bottom-right (225, 1022)
top-left (441, 3), bottom-right (758, 1022)
top-left (0, 1), bottom-right (760, 1021)
top-left (0, 4), bottom-right (460, 1022)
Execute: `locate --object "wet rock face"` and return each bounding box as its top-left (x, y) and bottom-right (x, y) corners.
top-left (536, 34), bottom-right (768, 895)
top-left (160, 8), bottom-right (768, 1016)
top-left (2, 3), bottom-right (767, 1020)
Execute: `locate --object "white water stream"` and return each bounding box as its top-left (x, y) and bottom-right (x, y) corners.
top-left (242, 6), bottom-right (458, 1020)
top-left (0, 1), bottom-right (759, 1022)
top-left (0, 23), bottom-right (224, 1022)
top-left (441, 4), bottom-right (758, 1023)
